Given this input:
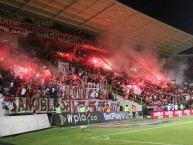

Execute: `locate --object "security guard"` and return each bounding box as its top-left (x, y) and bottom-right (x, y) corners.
top-left (56, 104), bottom-right (62, 114)
top-left (79, 104), bottom-right (86, 112)
top-left (124, 105), bottom-right (130, 113)
top-left (180, 104), bottom-right (184, 110)
top-left (132, 105), bottom-right (136, 119)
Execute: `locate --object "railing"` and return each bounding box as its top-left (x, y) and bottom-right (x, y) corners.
top-left (106, 83), bottom-right (145, 105)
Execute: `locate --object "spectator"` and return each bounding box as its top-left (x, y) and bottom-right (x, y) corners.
top-left (180, 103), bottom-right (184, 110)
top-left (32, 107), bottom-right (38, 115)
top-left (100, 104), bottom-right (105, 112)
top-left (56, 104), bottom-right (62, 114)
top-left (132, 105), bottom-right (136, 119)
top-left (79, 104), bottom-right (86, 113)
top-left (124, 105), bottom-right (130, 113)
top-left (142, 103), bottom-right (148, 119)
top-left (105, 104), bottom-right (111, 112)
top-left (174, 103), bottom-right (178, 110)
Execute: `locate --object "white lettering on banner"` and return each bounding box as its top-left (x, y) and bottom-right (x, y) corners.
top-left (32, 27), bottom-right (97, 47)
top-left (184, 110), bottom-right (190, 115)
top-left (67, 114), bottom-right (73, 123)
top-left (91, 115), bottom-right (97, 121)
top-left (152, 109), bottom-right (193, 120)
top-left (0, 24), bottom-right (29, 37)
top-left (165, 111), bottom-right (173, 117)
top-left (69, 114), bottom-right (86, 124)
top-left (158, 115), bottom-right (163, 119)
top-left (176, 110), bottom-right (182, 116)
top-left (104, 112), bottom-right (121, 121)
top-left (9, 97), bottom-right (117, 114)
top-left (0, 16), bottom-right (97, 47)
top-left (70, 99), bottom-right (117, 113)
top-left (10, 97), bottom-right (69, 114)
top-left (154, 112), bottom-right (163, 117)
top-left (67, 113), bottom-right (97, 124)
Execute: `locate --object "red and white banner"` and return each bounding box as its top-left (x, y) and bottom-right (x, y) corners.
top-left (0, 16), bottom-right (97, 47)
top-left (8, 97), bottom-right (117, 114)
top-left (0, 24), bottom-right (29, 37)
top-left (152, 109), bottom-right (193, 120)
top-left (58, 61), bottom-right (69, 75)
top-left (70, 99), bottom-right (117, 113)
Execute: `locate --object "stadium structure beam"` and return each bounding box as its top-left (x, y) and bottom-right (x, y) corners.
top-left (50, 0), bottom-right (79, 21)
top-left (63, 0), bottom-right (97, 20)
top-left (79, 3), bottom-right (116, 27)
top-left (36, 0), bottom-right (55, 14)
top-left (14, 0), bottom-right (32, 14)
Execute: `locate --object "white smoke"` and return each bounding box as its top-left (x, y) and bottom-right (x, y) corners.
top-left (167, 58), bottom-right (188, 84)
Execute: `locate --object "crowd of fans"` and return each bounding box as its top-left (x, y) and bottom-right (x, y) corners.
top-left (0, 41), bottom-right (193, 112)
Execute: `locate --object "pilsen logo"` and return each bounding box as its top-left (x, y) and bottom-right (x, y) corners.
top-left (59, 114), bottom-right (66, 125)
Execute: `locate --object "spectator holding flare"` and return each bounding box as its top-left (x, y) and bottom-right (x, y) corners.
top-left (132, 105), bottom-right (136, 119)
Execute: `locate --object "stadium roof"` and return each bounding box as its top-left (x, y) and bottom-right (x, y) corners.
top-left (1, 0), bottom-right (193, 58)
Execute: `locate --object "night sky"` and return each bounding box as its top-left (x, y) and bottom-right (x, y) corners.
top-left (118, 0), bottom-right (193, 35)
top-left (117, 0), bottom-right (193, 54)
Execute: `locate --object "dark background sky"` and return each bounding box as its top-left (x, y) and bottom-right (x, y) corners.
top-left (118, 0), bottom-right (193, 35)
top-left (118, 0), bottom-right (193, 54)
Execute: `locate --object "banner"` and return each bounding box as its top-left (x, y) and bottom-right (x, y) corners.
top-left (31, 27), bottom-right (97, 46)
top-left (53, 111), bottom-right (101, 126)
top-left (58, 61), bottom-right (69, 75)
top-left (0, 24), bottom-right (29, 37)
top-left (0, 16), bottom-right (97, 47)
top-left (8, 97), bottom-right (117, 114)
top-left (0, 114), bottom-right (50, 137)
top-left (100, 111), bottom-right (130, 122)
top-left (9, 97), bottom-right (69, 114)
top-left (70, 99), bottom-right (118, 113)
top-left (151, 109), bottom-right (193, 120)
top-left (0, 7), bottom-right (52, 27)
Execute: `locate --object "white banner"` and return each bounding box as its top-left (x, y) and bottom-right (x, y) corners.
top-left (0, 114), bottom-right (50, 137)
top-left (58, 61), bottom-right (69, 75)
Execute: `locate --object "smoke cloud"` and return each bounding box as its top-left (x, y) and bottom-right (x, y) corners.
top-left (98, 26), bottom-right (165, 84)
top-left (166, 58), bottom-right (188, 85)
top-left (0, 33), bottom-right (57, 82)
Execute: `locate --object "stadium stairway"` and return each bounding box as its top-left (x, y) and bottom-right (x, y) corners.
top-left (116, 95), bottom-right (142, 116)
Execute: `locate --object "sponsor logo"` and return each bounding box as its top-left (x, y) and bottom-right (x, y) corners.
top-left (67, 113), bottom-right (98, 124)
top-left (165, 111), bottom-right (173, 117)
top-left (176, 110), bottom-right (182, 116)
top-left (59, 114), bottom-right (66, 125)
top-left (184, 110), bottom-right (190, 115)
top-left (103, 112), bottom-right (122, 121)
top-left (154, 112), bottom-right (163, 117)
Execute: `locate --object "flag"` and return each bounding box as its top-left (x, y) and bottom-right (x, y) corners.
top-left (133, 86), bottom-right (142, 95)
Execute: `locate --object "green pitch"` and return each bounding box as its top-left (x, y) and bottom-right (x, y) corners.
top-left (1, 116), bottom-right (193, 145)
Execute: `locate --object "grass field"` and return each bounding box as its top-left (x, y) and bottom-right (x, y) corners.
top-left (1, 116), bottom-right (193, 145)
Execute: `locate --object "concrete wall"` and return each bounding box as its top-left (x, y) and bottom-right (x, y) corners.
top-left (116, 95), bottom-right (142, 116)
top-left (0, 114), bottom-right (50, 137)
top-left (0, 102), bottom-right (8, 117)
